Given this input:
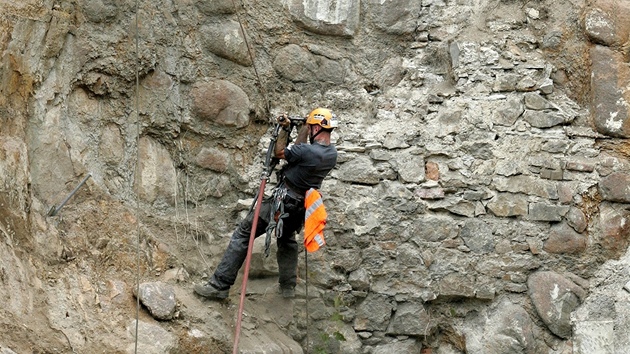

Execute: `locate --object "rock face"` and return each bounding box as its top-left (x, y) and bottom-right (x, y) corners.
top-left (2, 0), bottom-right (630, 353)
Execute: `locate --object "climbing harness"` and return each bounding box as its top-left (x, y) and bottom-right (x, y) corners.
top-left (263, 182), bottom-right (289, 257)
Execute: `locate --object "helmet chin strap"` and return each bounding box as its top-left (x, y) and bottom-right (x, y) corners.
top-left (309, 126), bottom-right (323, 143)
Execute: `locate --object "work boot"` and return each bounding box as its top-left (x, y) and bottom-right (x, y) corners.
top-left (279, 286), bottom-right (295, 299)
top-left (194, 282), bottom-right (229, 299)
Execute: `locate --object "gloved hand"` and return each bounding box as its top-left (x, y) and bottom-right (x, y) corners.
top-left (277, 113), bottom-right (291, 130)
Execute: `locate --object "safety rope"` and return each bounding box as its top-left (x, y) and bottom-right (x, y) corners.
top-left (232, 123), bottom-right (282, 353)
top-left (133, 0), bottom-right (141, 352)
top-left (232, 175), bottom-right (267, 354)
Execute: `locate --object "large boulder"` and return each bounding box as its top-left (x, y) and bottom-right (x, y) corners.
top-left (200, 20), bottom-right (252, 66)
top-left (190, 80), bottom-right (251, 129)
top-left (286, 0), bottom-right (360, 37)
top-left (527, 271), bottom-right (585, 338)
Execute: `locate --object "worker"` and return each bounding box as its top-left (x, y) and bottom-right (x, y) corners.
top-left (194, 108), bottom-right (339, 299)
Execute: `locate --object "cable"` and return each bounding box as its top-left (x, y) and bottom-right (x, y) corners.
top-left (305, 248), bottom-right (310, 354)
top-left (231, 0), bottom-right (271, 115)
top-left (133, 0), bottom-right (141, 352)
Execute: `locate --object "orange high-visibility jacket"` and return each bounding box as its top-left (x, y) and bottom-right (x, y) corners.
top-left (304, 188), bottom-right (326, 252)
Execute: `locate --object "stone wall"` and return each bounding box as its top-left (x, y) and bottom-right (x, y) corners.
top-left (2, 0), bottom-right (630, 353)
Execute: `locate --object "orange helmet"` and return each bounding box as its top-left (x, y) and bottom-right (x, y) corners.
top-left (306, 108), bottom-right (338, 130)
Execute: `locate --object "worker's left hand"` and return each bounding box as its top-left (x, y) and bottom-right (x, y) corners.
top-left (277, 113), bottom-right (291, 128)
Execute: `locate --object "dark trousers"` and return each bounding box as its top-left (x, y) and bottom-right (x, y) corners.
top-left (210, 193), bottom-right (305, 290)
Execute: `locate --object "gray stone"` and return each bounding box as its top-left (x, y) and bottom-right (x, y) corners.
top-left (516, 76), bottom-right (537, 91)
top-left (135, 282), bottom-right (177, 320)
top-left (438, 272), bottom-right (476, 299)
top-left (28, 117), bottom-right (76, 204)
top-left (538, 77), bottom-right (554, 94)
top-left (566, 207), bottom-right (588, 233)
top-left (493, 73), bottom-right (521, 92)
top-left (495, 159), bottom-right (524, 177)
top-left (330, 249), bottom-right (363, 273)
top-left (543, 222), bottom-right (587, 254)
top-left (433, 109), bottom-right (464, 137)
top-left (504, 282), bottom-right (528, 293)
top-left (528, 202), bottom-right (569, 222)
top-left (529, 154), bottom-right (562, 170)
top-left (463, 189), bottom-right (492, 201)
top-left (566, 160), bottom-right (595, 172)
top-left (444, 199), bottom-right (476, 217)
top-left (475, 284), bottom-right (496, 300)
top-left (348, 268), bottom-right (371, 291)
top-left (460, 219), bottom-right (494, 254)
top-left (409, 215), bottom-right (459, 243)
top-left (383, 132), bottom-right (410, 149)
top-left (540, 168), bottom-right (564, 180)
top-left (584, 8), bottom-right (617, 46)
top-left (386, 302), bottom-right (433, 336)
top-left (542, 31), bottom-right (563, 49)
top-left (375, 56), bottom-right (405, 89)
top-left (392, 150), bottom-right (425, 183)
top-left (312, 321), bottom-right (361, 354)
top-left (367, 0), bottom-right (421, 35)
top-left (528, 271), bottom-right (583, 338)
top-left (487, 193), bottom-right (528, 217)
top-left (416, 187), bottom-right (445, 199)
top-left (524, 92), bottom-right (553, 110)
top-left (493, 175), bottom-right (558, 199)
top-left (307, 257), bottom-right (346, 288)
top-left (82, 0), bottom-right (118, 23)
top-left (336, 156), bottom-right (382, 185)
top-left (541, 139), bottom-right (568, 154)
top-left (599, 172), bottom-right (630, 202)
top-left (492, 94), bottom-right (524, 126)
top-left (353, 293), bottom-right (394, 331)
top-left (522, 110), bottom-right (565, 128)
top-left (396, 244), bottom-right (425, 271)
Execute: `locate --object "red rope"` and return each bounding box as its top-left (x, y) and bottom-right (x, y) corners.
top-left (232, 178), bottom-right (267, 354)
